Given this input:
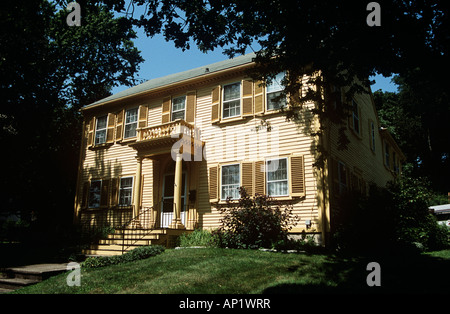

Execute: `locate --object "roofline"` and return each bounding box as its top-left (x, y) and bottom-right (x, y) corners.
top-left (81, 53), bottom-right (256, 112)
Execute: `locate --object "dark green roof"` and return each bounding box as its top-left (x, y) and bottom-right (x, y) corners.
top-left (84, 52), bottom-right (256, 109)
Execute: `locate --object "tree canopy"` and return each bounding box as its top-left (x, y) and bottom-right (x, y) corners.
top-left (0, 0), bottom-right (143, 228)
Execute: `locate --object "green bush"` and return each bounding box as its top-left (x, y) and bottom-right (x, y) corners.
top-left (82, 245), bottom-right (165, 268)
top-left (332, 176), bottom-right (450, 253)
top-left (178, 229), bottom-right (218, 247)
top-left (213, 187), bottom-right (299, 249)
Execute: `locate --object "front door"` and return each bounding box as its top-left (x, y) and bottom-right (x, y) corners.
top-left (161, 172), bottom-right (187, 228)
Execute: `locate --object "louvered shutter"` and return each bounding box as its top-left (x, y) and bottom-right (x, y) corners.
top-left (138, 105), bottom-right (148, 129)
top-left (242, 79), bottom-right (253, 117)
top-left (241, 162), bottom-right (254, 197)
top-left (254, 81), bottom-right (265, 115)
top-left (87, 117), bottom-right (94, 147)
top-left (115, 110), bottom-right (124, 141)
top-left (110, 178), bottom-right (119, 206)
top-left (290, 155), bottom-right (305, 197)
top-left (254, 160), bottom-right (265, 196)
top-left (106, 113), bottom-right (115, 143)
top-left (100, 179), bottom-right (110, 207)
top-left (162, 97), bottom-right (171, 123)
top-left (209, 165), bottom-right (219, 202)
top-left (211, 86), bottom-right (220, 123)
top-left (185, 91), bottom-right (196, 123)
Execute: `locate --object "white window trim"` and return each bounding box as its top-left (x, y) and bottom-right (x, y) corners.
top-left (266, 157), bottom-right (289, 197)
top-left (95, 115), bottom-right (108, 145)
top-left (222, 82), bottom-right (241, 119)
top-left (119, 176), bottom-right (134, 206)
top-left (124, 107), bottom-right (139, 139)
top-left (220, 163), bottom-right (241, 200)
top-left (171, 95), bottom-right (186, 121)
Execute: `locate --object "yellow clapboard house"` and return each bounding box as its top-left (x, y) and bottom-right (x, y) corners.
top-left (74, 53), bottom-right (404, 254)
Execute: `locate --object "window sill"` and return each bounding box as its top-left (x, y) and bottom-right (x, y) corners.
top-left (118, 137), bottom-right (137, 145)
top-left (213, 115), bottom-right (249, 125)
top-left (88, 143), bottom-right (113, 150)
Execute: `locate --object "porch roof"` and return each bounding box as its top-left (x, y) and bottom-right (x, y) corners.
top-left (82, 52), bottom-right (256, 111)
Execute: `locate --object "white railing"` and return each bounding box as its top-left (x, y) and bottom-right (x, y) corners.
top-left (138, 119), bottom-right (200, 141)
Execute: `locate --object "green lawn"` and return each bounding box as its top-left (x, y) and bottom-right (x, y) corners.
top-left (11, 248), bottom-right (450, 294)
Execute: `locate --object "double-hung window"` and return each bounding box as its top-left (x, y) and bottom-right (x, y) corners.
top-left (352, 100), bottom-right (360, 135)
top-left (222, 82), bottom-right (241, 118)
top-left (266, 158), bottom-right (289, 196)
top-left (95, 115), bottom-right (108, 145)
top-left (370, 121), bottom-right (376, 152)
top-left (221, 164), bottom-right (240, 200)
top-left (171, 96), bottom-right (186, 121)
top-left (385, 142), bottom-right (390, 168)
top-left (338, 162), bottom-right (347, 194)
top-left (88, 180), bottom-right (102, 208)
top-left (119, 177), bottom-right (133, 206)
top-left (124, 108), bottom-right (138, 138)
top-left (266, 72), bottom-right (286, 111)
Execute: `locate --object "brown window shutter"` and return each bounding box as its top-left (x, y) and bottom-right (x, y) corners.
top-left (254, 160), bottom-right (265, 196)
top-left (185, 91), bottom-right (196, 123)
top-left (211, 86), bottom-right (220, 123)
top-left (209, 165), bottom-right (219, 202)
top-left (290, 155), bottom-right (305, 197)
top-left (110, 178), bottom-right (119, 206)
top-left (242, 79), bottom-right (253, 117)
top-left (100, 179), bottom-right (110, 207)
top-left (115, 110), bottom-right (124, 141)
top-left (254, 81), bottom-right (265, 115)
top-left (139, 105), bottom-right (148, 128)
top-left (87, 117), bottom-right (94, 147)
top-left (241, 162), bottom-right (254, 197)
top-left (106, 113), bottom-right (116, 143)
top-left (162, 97), bottom-right (171, 123)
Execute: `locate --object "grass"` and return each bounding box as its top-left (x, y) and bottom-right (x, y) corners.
top-left (10, 248), bottom-right (450, 294)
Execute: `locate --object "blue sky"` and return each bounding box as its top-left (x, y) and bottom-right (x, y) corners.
top-left (112, 28), bottom-right (399, 95)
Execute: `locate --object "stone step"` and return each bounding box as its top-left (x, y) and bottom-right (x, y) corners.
top-left (0, 263), bottom-right (68, 293)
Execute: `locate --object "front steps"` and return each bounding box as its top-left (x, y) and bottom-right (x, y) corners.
top-left (0, 264), bottom-right (67, 293)
top-left (82, 228), bottom-right (189, 256)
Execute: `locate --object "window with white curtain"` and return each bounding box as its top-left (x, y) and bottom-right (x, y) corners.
top-left (95, 115), bottom-right (108, 145)
top-left (124, 108), bottom-right (138, 138)
top-left (266, 158), bottom-right (288, 196)
top-left (119, 177), bottom-right (133, 206)
top-left (266, 72), bottom-right (286, 111)
top-left (171, 96), bottom-right (186, 121)
top-left (222, 82), bottom-right (241, 118)
top-left (221, 164), bottom-right (240, 200)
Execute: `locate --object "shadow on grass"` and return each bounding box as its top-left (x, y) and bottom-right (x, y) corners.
top-left (263, 251), bottom-right (450, 294)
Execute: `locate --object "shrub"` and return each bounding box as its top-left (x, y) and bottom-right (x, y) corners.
top-left (213, 187), bottom-right (299, 249)
top-left (332, 176), bottom-right (450, 253)
top-left (82, 245), bottom-right (165, 268)
top-left (178, 229), bottom-right (218, 247)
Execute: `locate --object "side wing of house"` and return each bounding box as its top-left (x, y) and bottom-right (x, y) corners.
top-left (325, 83), bottom-right (405, 205)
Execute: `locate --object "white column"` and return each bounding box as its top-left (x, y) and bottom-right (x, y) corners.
top-left (133, 157), bottom-right (143, 219)
top-left (169, 150), bottom-right (185, 229)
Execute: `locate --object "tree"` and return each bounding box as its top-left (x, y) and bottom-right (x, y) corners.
top-left (96, 0), bottom-right (448, 165)
top-left (0, 0), bottom-right (143, 235)
top-left (374, 74), bottom-right (450, 193)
